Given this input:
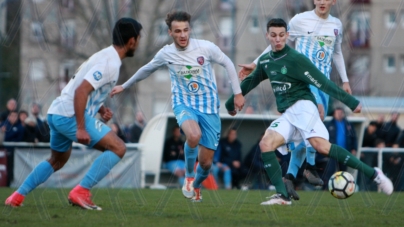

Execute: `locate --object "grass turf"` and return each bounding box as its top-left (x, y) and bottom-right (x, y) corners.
top-left (1, 188), bottom-right (402, 227)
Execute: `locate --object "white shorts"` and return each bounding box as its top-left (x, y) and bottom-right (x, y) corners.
top-left (268, 100), bottom-right (329, 155)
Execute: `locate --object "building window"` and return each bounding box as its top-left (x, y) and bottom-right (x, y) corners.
top-left (220, 0), bottom-right (234, 11)
top-left (218, 17), bottom-right (232, 52)
top-left (61, 0), bottom-right (74, 10)
top-left (250, 8), bottom-right (259, 34)
top-left (385, 11), bottom-right (397, 28)
top-left (29, 60), bottom-right (45, 81)
top-left (348, 55), bottom-right (370, 95)
top-left (59, 60), bottom-right (75, 90)
top-left (349, 10), bottom-right (370, 48)
top-left (154, 19), bottom-right (169, 45)
top-left (30, 22), bottom-right (45, 42)
top-left (60, 19), bottom-right (76, 49)
top-left (401, 56), bottom-right (404, 73)
top-left (384, 55), bottom-right (396, 73)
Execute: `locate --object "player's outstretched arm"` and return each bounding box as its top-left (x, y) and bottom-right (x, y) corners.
top-left (333, 44), bottom-right (352, 94)
top-left (74, 80), bottom-right (94, 144)
top-left (295, 56), bottom-right (359, 111)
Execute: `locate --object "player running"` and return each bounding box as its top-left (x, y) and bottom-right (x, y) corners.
top-left (110, 11), bottom-right (244, 202)
top-left (238, 0), bottom-right (351, 198)
top-left (5, 18), bottom-right (143, 210)
top-left (226, 18), bottom-right (393, 205)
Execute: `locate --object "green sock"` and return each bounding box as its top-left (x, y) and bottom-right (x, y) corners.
top-left (328, 144), bottom-right (376, 178)
top-left (261, 152), bottom-right (288, 197)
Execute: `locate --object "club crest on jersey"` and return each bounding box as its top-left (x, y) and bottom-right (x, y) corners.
top-left (316, 50), bottom-right (326, 61)
top-left (281, 66), bottom-right (287, 74)
top-left (197, 56), bottom-right (204, 65)
top-left (187, 81), bottom-right (200, 93)
top-left (93, 71), bottom-right (102, 81)
top-left (334, 29), bottom-right (338, 36)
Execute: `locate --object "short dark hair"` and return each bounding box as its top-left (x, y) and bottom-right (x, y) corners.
top-left (266, 18), bottom-right (287, 32)
top-left (112, 18), bottom-right (142, 46)
top-left (165, 11), bottom-right (191, 29)
top-left (369, 121), bottom-right (378, 127)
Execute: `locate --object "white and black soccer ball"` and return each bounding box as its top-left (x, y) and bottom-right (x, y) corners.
top-left (328, 171), bottom-right (355, 199)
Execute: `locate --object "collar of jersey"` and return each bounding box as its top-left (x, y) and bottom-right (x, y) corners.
top-left (270, 45), bottom-right (290, 59)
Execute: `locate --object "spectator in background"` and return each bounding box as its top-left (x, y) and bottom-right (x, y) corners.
top-left (110, 122), bottom-right (127, 143)
top-left (0, 99), bottom-right (17, 123)
top-left (384, 140), bottom-right (404, 191)
top-left (128, 111), bottom-right (146, 143)
top-left (0, 111), bottom-right (25, 142)
top-left (22, 116), bottom-right (40, 143)
top-left (163, 126), bottom-right (186, 186)
top-left (18, 110), bottom-right (28, 127)
top-left (375, 114), bottom-right (385, 139)
top-left (0, 111), bottom-right (24, 186)
top-left (362, 121), bottom-right (379, 147)
top-left (379, 112), bottom-right (400, 147)
top-left (214, 128), bottom-right (245, 189)
top-left (30, 102), bottom-right (50, 142)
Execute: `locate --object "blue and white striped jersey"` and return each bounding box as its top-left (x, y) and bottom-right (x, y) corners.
top-left (288, 10), bottom-right (343, 79)
top-left (123, 38), bottom-right (241, 114)
top-left (48, 46), bottom-right (121, 117)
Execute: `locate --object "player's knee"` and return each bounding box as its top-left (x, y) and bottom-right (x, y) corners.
top-left (48, 157), bottom-right (68, 172)
top-left (186, 132), bottom-right (201, 147)
top-left (199, 160), bottom-right (212, 170)
top-left (114, 141), bottom-right (126, 158)
top-left (259, 139), bottom-right (276, 152)
top-left (309, 138), bottom-right (329, 155)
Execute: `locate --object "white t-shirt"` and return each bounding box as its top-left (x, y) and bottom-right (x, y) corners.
top-left (48, 46), bottom-right (121, 117)
top-left (123, 38), bottom-right (241, 114)
top-left (254, 10), bottom-right (347, 82)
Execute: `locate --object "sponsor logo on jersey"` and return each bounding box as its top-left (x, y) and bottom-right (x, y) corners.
top-left (197, 56), bottom-right (204, 65)
top-left (316, 36), bottom-right (334, 47)
top-left (281, 66), bottom-right (287, 74)
top-left (271, 81), bottom-right (291, 93)
top-left (177, 65), bottom-right (202, 80)
top-left (93, 71), bottom-right (102, 81)
top-left (260, 59), bottom-right (270, 64)
top-left (334, 29), bottom-right (338, 36)
top-left (270, 71), bottom-right (277, 75)
top-left (316, 50), bottom-right (326, 61)
top-left (304, 71), bottom-right (322, 88)
top-left (187, 81), bottom-right (200, 93)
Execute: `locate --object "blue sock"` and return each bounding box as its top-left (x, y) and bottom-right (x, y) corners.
top-left (286, 142), bottom-right (306, 178)
top-left (17, 161), bottom-right (54, 196)
top-left (193, 163), bottom-right (210, 188)
top-left (306, 147), bottom-right (316, 165)
top-left (184, 142), bottom-right (198, 178)
top-left (223, 168), bottom-right (232, 189)
top-left (178, 176), bottom-right (185, 186)
top-left (80, 151), bottom-right (121, 189)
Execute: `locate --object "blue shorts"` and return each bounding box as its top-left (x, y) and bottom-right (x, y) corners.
top-left (47, 114), bottom-right (111, 152)
top-left (173, 105), bottom-right (221, 150)
top-left (310, 85), bottom-right (329, 116)
top-left (165, 160), bottom-right (186, 174)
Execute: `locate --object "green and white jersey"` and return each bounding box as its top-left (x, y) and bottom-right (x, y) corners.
top-left (289, 10), bottom-right (343, 79)
top-left (226, 45), bottom-right (358, 113)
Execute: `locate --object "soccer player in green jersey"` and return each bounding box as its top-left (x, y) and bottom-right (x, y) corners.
top-left (226, 18), bottom-right (393, 205)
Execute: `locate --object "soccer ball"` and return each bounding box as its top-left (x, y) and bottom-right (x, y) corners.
top-left (328, 171), bottom-right (355, 199)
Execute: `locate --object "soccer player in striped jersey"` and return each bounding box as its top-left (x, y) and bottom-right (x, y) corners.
top-left (5, 18), bottom-right (143, 209)
top-left (238, 0), bottom-right (351, 199)
top-left (111, 11), bottom-right (244, 202)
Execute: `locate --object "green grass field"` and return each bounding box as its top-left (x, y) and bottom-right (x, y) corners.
top-left (1, 188), bottom-right (402, 227)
